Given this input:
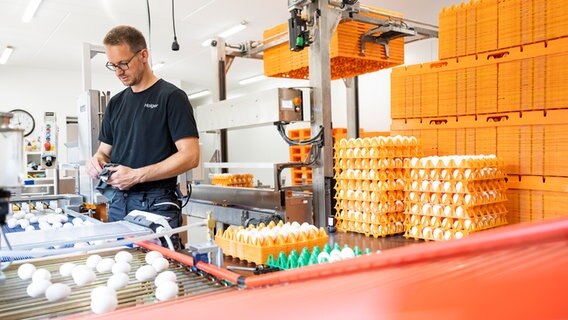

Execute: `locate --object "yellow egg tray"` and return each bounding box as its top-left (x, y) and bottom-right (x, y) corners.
top-left (336, 211), bottom-right (405, 237)
top-left (335, 158), bottom-right (406, 170)
top-left (406, 190), bottom-right (508, 207)
top-left (210, 173), bottom-right (254, 188)
top-left (405, 167), bottom-right (506, 181)
top-left (214, 222), bottom-right (328, 265)
top-left (335, 200), bottom-right (404, 214)
top-left (335, 179), bottom-right (405, 193)
top-left (403, 214), bottom-right (508, 241)
top-left (404, 155), bottom-right (505, 169)
top-left (405, 203), bottom-right (507, 219)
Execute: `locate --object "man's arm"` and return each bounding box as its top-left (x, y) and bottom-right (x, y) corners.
top-left (107, 137), bottom-right (199, 190)
top-left (86, 142), bottom-right (112, 179)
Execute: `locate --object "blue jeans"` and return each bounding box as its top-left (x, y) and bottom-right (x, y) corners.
top-left (108, 188), bottom-right (182, 249)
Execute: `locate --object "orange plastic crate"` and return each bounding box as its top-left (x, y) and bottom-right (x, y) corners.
top-left (476, 0), bottom-right (498, 54)
top-left (263, 7), bottom-right (404, 80)
top-left (498, 0), bottom-right (522, 50)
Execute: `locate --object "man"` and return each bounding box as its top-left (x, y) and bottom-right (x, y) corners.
top-left (86, 25), bottom-right (199, 250)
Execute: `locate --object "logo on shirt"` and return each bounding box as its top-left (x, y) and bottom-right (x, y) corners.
top-left (144, 103), bottom-right (159, 109)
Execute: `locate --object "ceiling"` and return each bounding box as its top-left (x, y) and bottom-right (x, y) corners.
top-left (0, 0), bottom-right (462, 95)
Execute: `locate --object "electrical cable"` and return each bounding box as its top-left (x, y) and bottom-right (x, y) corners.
top-left (171, 0), bottom-right (180, 51)
top-left (180, 182), bottom-right (192, 209)
top-left (276, 122), bottom-right (324, 146)
top-left (145, 0), bottom-right (152, 65)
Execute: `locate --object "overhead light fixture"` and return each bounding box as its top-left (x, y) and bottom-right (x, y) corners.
top-left (22, 0), bottom-right (43, 23)
top-left (187, 90), bottom-right (210, 99)
top-left (201, 39), bottom-right (213, 47)
top-left (238, 74), bottom-right (267, 85)
top-left (152, 62), bottom-right (165, 70)
top-left (0, 46), bottom-right (14, 65)
top-left (218, 21), bottom-right (247, 38)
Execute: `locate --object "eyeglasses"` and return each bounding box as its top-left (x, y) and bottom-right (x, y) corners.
top-left (105, 49), bottom-right (142, 71)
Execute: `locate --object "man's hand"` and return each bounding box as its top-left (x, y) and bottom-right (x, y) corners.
top-left (106, 165), bottom-right (144, 190)
top-left (86, 154), bottom-right (107, 179)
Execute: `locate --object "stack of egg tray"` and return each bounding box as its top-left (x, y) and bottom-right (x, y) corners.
top-left (403, 155), bottom-right (508, 241)
top-left (214, 221), bottom-right (328, 265)
top-left (333, 136), bottom-right (422, 237)
top-left (210, 173), bottom-right (254, 188)
top-left (263, 6), bottom-right (404, 80)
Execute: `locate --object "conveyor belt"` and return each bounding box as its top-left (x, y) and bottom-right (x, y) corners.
top-left (0, 248), bottom-right (234, 319)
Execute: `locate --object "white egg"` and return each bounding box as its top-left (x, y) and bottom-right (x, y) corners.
top-left (317, 252), bottom-right (330, 264)
top-left (72, 266), bottom-right (96, 286)
top-left (145, 251), bottom-right (163, 265)
top-left (58, 214), bottom-right (68, 222)
top-left (107, 273), bottom-right (130, 290)
top-left (26, 280), bottom-right (52, 298)
top-left (90, 295), bottom-right (118, 315)
top-left (51, 221), bottom-right (63, 229)
top-left (111, 261), bottom-right (131, 275)
top-left (114, 251), bottom-right (133, 263)
top-left (13, 211), bottom-right (25, 219)
top-left (6, 218), bottom-right (17, 229)
top-left (91, 286), bottom-right (117, 299)
top-left (45, 283), bottom-right (71, 302)
top-left (155, 281), bottom-right (178, 301)
top-left (86, 255), bottom-right (102, 269)
top-left (59, 262), bottom-right (76, 277)
top-left (29, 215), bottom-right (39, 223)
top-left (38, 222), bottom-right (51, 230)
top-left (340, 247), bottom-right (355, 259)
top-left (17, 263), bottom-right (36, 280)
top-left (154, 271), bottom-right (177, 287)
top-left (32, 268), bottom-right (51, 282)
top-left (72, 217), bottom-right (83, 225)
top-left (24, 225), bottom-right (36, 232)
top-left (151, 258), bottom-right (169, 273)
top-left (136, 265), bottom-right (157, 282)
top-left (18, 219), bottom-right (30, 228)
top-left (63, 222), bottom-right (74, 228)
top-left (96, 258), bottom-right (115, 273)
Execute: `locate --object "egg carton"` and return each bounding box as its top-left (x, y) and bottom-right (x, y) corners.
top-left (335, 179), bottom-right (406, 192)
top-left (214, 222), bottom-right (328, 265)
top-left (266, 243), bottom-right (367, 269)
top-left (404, 179), bottom-right (507, 194)
top-left (403, 217), bottom-right (508, 241)
top-left (404, 213), bottom-right (508, 230)
top-left (335, 200), bottom-right (405, 214)
top-left (403, 155), bottom-right (505, 169)
top-left (335, 158), bottom-right (406, 170)
top-left (405, 203), bottom-right (508, 219)
top-left (334, 189), bottom-right (405, 202)
top-left (337, 220), bottom-right (405, 237)
top-left (405, 168), bottom-right (506, 181)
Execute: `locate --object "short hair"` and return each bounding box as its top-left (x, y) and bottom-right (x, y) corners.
top-left (103, 25), bottom-right (147, 53)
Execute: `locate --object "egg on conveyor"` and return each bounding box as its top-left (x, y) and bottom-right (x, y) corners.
top-left (86, 255), bottom-right (102, 269)
top-left (155, 281), bottom-right (178, 301)
top-left (13, 211), bottom-right (25, 219)
top-left (17, 263), bottom-right (37, 280)
top-left (107, 273), bottom-right (130, 290)
top-left (96, 258), bottom-right (115, 273)
top-left (32, 268), bottom-right (51, 282)
top-left (151, 257), bottom-right (169, 272)
top-left (111, 261), bottom-right (131, 275)
top-left (59, 262), bottom-right (76, 277)
top-left (27, 280), bottom-right (52, 298)
top-left (45, 283), bottom-right (71, 302)
top-left (25, 225), bottom-right (36, 232)
top-left (154, 271), bottom-right (177, 287)
top-left (6, 218), bottom-right (17, 229)
top-left (114, 251), bottom-right (133, 263)
top-left (136, 265), bottom-right (157, 282)
top-left (18, 219), bottom-right (30, 228)
top-left (29, 215), bottom-right (39, 223)
top-left (63, 222), bottom-right (74, 228)
top-left (145, 251), bottom-right (163, 264)
top-left (90, 286), bottom-right (118, 315)
top-left (72, 265), bottom-right (96, 286)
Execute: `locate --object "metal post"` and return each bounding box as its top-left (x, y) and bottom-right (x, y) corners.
top-left (308, 1), bottom-right (341, 228)
top-left (345, 76), bottom-right (360, 139)
top-left (211, 37), bottom-right (228, 173)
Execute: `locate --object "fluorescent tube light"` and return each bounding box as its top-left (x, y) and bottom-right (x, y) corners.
top-left (187, 90), bottom-right (210, 99)
top-left (0, 46), bottom-right (14, 65)
top-left (238, 75), bottom-right (267, 85)
top-left (218, 21), bottom-right (247, 38)
top-left (22, 0), bottom-right (42, 23)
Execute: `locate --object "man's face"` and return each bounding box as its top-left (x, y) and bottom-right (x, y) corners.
top-left (105, 44), bottom-right (144, 87)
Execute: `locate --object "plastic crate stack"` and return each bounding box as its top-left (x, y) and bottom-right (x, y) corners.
top-left (214, 221), bottom-right (328, 265)
top-left (210, 173), bottom-right (254, 188)
top-left (403, 155), bottom-right (508, 241)
top-left (334, 136), bottom-right (421, 237)
top-left (391, 0), bottom-right (568, 225)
